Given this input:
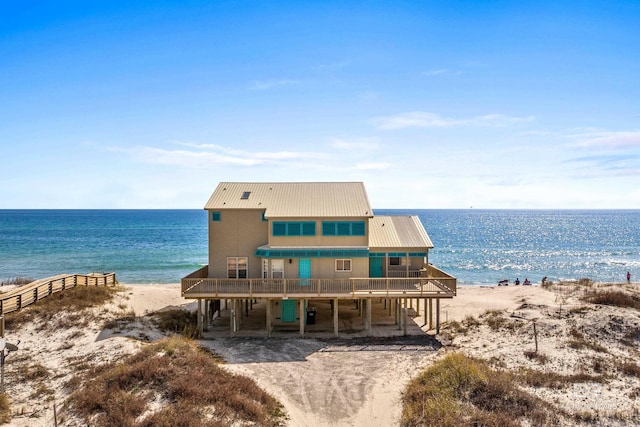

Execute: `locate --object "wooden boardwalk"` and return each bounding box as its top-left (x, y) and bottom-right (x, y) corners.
top-left (0, 273), bottom-right (117, 315)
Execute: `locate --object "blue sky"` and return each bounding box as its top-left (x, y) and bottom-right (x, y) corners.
top-left (1, 1), bottom-right (639, 208)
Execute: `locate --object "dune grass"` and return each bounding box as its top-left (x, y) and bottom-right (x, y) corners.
top-left (583, 290), bottom-right (640, 309)
top-left (401, 353), bottom-right (556, 427)
top-left (66, 336), bottom-right (286, 427)
top-left (3, 285), bottom-right (123, 330)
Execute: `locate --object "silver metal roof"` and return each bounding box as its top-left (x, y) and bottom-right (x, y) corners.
top-left (204, 182), bottom-right (373, 218)
top-left (368, 215), bottom-right (434, 249)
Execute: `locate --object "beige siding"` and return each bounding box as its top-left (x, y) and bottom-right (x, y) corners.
top-left (208, 209), bottom-right (268, 278)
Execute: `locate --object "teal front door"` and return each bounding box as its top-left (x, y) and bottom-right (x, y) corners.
top-left (299, 258), bottom-right (311, 286)
top-left (281, 299), bottom-right (297, 322)
top-left (370, 257), bottom-right (383, 277)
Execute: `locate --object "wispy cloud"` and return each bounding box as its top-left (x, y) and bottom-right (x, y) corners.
top-left (573, 131), bottom-right (640, 150)
top-left (248, 79), bottom-right (301, 91)
top-left (111, 142), bottom-right (324, 168)
top-left (373, 111), bottom-right (535, 130)
top-left (330, 137), bottom-right (381, 151)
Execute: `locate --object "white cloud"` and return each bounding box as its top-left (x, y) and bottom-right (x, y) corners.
top-left (111, 143), bottom-right (324, 168)
top-left (574, 131), bottom-right (640, 150)
top-left (373, 111), bottom-right (535, 130)
top-left (248, 79), bottom-right (301, 90)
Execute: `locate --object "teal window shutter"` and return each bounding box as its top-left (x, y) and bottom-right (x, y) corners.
top-left (211, 212), bottom-right (221, 221)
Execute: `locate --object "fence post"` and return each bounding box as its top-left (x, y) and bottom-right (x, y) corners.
top-left (17, 295), bottom-right (21, 310)
top-left (34, 288), bottom-right (38, 302)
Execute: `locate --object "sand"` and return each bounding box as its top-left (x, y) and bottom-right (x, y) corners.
top-left (4, 282), bottom-right (640, 426)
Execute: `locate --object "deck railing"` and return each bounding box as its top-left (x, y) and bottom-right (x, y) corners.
top-left (181, 267), bottom-right (456, 299)
top-left (0, 273), bottom-right (117, 315)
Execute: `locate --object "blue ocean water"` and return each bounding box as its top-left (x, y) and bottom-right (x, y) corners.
top-left (0, 209), bottom-right (638, 285)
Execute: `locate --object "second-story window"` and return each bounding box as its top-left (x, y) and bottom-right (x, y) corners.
top-left (272, 221), bottom-right (316, 236)
top-left (322, 221), bottom-right (366, 236)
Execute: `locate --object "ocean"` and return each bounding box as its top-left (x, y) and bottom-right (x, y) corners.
top-left (0, 209), bottom-right (638, 285)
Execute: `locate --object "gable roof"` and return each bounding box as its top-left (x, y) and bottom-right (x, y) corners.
top-left (369, 215), bottom-right (434, 249)
top-left (204, 182), bottom-right (373, 218)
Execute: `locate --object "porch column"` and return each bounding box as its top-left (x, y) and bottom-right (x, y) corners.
top-left (197, 299), bottom-right (203, 334)
top-left (229, 299), bottom-right (234, 334)
top-left (429, 298), bottom-right (433, 330)
top-left (266, 298), bottom-right (272, 338)
top-left (333, 298), bottom-right (339, 337)
top-left (299, 299), bottom-right (305, 337)
top-left (436, 298), bottom-right (441, 334)
top-left (416, 298), bottom-right (420, 317)
top-left (403, 298), bottom-right (408, 335)
top-left (366, 299), bottom-right (372, 337)
top-left (203, 299), bottom-right (209, 332)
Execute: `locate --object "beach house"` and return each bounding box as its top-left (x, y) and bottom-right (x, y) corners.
top-left (181, 182), bottom-right (456, 336)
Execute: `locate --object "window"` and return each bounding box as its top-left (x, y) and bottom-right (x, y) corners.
top-left (322, 221), bottom-right (366, 236)
top-left (336, 259), bottom-right (352, 271)
top-left (241, 191), bottom-right (251, 199)
top-left (271, 259), bottom-right (284, 279)
top-left (211, 212), bottom-right (221, 221)
top-left (227, 257), bottom-right (248, 279)
top-left (272, 221), bottom-right (316, 236)
top-left (389, 257), bottom-right (407, 266)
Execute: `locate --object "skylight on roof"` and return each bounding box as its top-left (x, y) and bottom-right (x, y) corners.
top-left (241, 191), bottom-right (251, 200)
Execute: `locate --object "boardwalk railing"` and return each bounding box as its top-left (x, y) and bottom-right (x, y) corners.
top-left (182, 266), bottom-right (456, 299)
top-left (0, 273), bottom-right (117, 315)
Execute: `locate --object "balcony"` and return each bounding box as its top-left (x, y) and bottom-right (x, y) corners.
top-left (181, 265), bottom-right (456, 299)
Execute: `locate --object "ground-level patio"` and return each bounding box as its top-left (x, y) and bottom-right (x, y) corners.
top-left (197, 296), bottom-right (450, 338)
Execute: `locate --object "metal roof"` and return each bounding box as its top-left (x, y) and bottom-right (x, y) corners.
top-left (204, 182), bottom-right (373, 218)
top-left (368, 215), bottom-right (434, 249)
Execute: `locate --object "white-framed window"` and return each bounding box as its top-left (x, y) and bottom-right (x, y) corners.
top-left (336, 259), bottom-right (352, 272)
top-left (271, 259), bottom-right (284, 279)
top-left (262, 259), bottom-right (269, 279)
top-left (227, 257), bottom-right (248, 279)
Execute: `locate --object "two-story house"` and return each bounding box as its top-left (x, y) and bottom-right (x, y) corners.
top-left (182, 182), bottom-right (456, 337)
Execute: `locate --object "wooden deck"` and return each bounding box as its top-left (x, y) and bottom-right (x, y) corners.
top-left (181, 266), bottom-right (456, 300)
top-left (0, 273), bottom-right (117, 315)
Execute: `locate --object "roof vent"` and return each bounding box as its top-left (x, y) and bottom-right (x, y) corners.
top-left (241, 191), bottom-right (251, 200)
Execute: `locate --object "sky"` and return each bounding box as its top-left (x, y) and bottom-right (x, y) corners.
top-left (1, 1), bottom-right (639, 209)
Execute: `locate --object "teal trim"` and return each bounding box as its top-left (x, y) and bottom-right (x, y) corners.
top-left (211, 212), bottom-right (221, 221)
top-left (281, 300), bottom-right (297, 322)
top-left (369, 252), bottom-right (386, 257)
top-left (369, 257), bottom-right (383, 278)
top-left (272, 221), bottom-right (316, 236)
top-left (261, 211), bottom-right (268, 222)
top-left (322, 221), bottom-right (366, 236)
top-left (409, 252), bottom-right (427, 257)
top-left (255, 248), bottom-right (369, 258)
top-left (388, 252), bottom-right (407, 257)
top-left (299, 259), bottom-right (311, 286)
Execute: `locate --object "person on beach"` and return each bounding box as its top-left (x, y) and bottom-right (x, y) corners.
top-left (541, 276), bottom-right (547, 286)
top-left (523, 278), bottom-right (531, 286)
top-left (628, 271), bottom-right (632, 284)
top-left (514, 278), bottom-right (520, 286)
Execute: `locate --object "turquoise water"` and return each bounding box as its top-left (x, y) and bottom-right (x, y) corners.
top-left (0, 209), bottom-right (638, 285)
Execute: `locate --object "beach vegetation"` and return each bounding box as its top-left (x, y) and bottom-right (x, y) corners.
top-left (481, 310), bottom-right (520, 332)
top-left (583, 290), bottom-right (640, 310)
top-left (4, 285), bottom-right (123, 330)
top-left (617, 361), bottom-right (640, 378)
top-left (0, 277), bottom-right (33, 287)
top-left (517, 368), bottom-right (605, 388)
top-left (152, 308), bottom-right (201, 339)
top-left (65, 336), bottom-right (286, 427)
top-left (523, 350), bottom-right (548, 364)
top-left (0, 393), bottom-right (10, 424)
top-left (401, 353), bottom-right (556, 427)
top-left (567, 327), bottom-right (608, 353)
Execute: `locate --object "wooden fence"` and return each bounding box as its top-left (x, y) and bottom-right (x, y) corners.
top-left (0, 273), bottom-right (117, 315)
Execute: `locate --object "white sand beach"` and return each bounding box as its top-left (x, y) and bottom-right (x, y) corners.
top-left (4, 281), bottom-right (640, 426)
